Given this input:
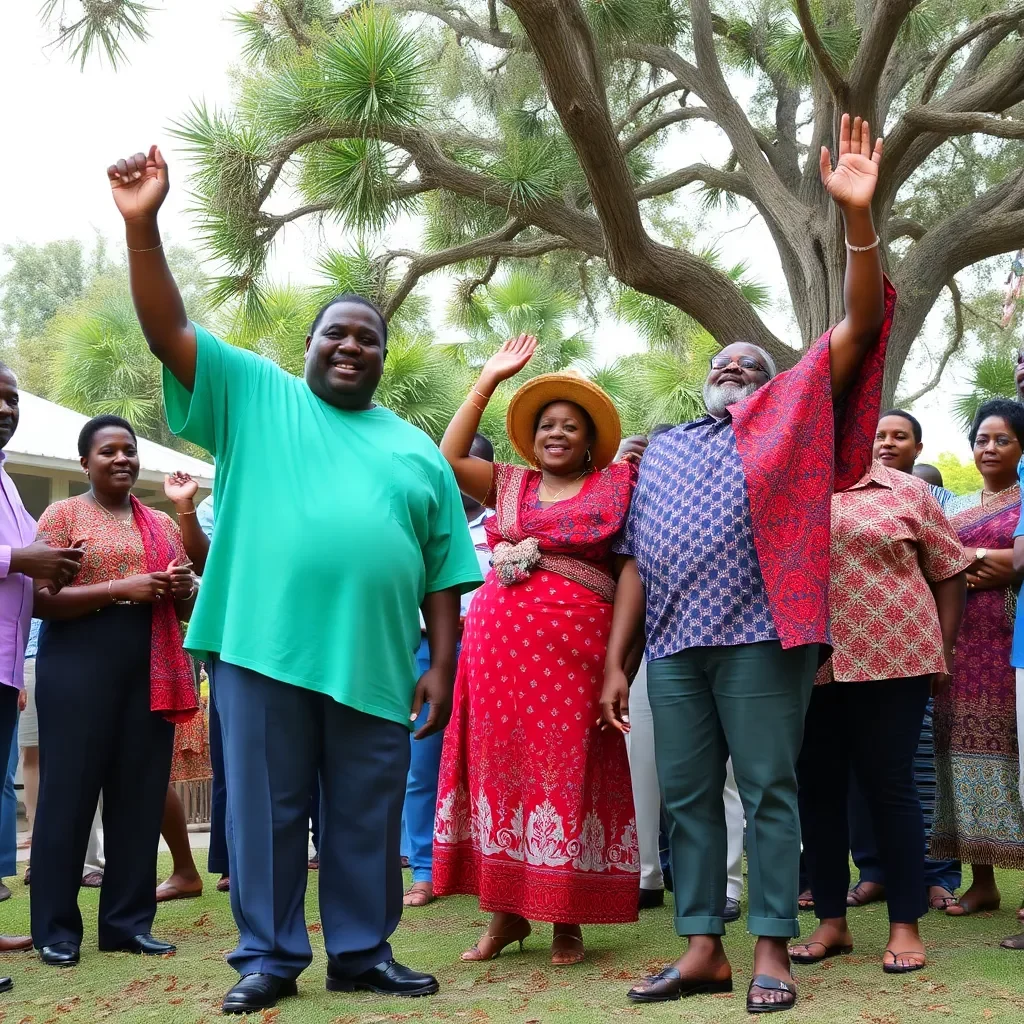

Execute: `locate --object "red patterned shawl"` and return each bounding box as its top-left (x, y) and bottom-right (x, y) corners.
top-left (731, 279), bottom-right (897, 649)
top-left (130, 495), bottom-right (199, 724)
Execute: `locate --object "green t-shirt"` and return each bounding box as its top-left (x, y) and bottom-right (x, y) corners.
top-left (164, 324), bottom-right (483, 727)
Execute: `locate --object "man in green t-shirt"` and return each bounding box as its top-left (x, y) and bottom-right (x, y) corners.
top-left (106, 146), bottom-right (482, 1015)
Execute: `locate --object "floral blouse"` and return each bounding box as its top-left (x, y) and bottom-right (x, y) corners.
top-left (36, 496), bottom-right (186, 587)
top-left (825, 462), bottom-right (970, 682)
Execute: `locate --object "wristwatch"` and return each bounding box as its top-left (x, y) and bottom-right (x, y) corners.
top-left (975, 548), bottom-right (989, 563)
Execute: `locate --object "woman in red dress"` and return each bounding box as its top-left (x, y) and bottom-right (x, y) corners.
top-left (434, 335), bottom-right (639, 966)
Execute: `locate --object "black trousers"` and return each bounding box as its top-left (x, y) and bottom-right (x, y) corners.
top-left (30, 606), bottom-right (174, 948)
top-left (797, 677), bottom-right (930, 924)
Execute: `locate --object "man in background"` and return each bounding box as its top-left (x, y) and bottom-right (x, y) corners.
top-left (402, 433), bottom-right (495, 908)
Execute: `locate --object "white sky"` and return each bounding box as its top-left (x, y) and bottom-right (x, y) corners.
top-left (0, 0), bottom-right (1011, 462)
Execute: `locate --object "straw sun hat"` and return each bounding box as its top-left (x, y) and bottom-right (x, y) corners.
top-left (505, 371), bottom-right (622, 470)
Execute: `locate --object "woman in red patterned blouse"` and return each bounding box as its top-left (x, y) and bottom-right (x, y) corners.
top-left (790, 415), bottom-right (970, 976)
top-left (29, 415), bottom-right (198, 966)
top-left (434, 335), bottom-right (639, 967)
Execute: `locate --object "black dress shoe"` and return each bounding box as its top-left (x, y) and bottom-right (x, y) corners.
top-left (724, 897), bottom-right (741, 923)
top-left (40, 942), bottom-right (80, 966)
top-left (638, 887), bottom-right (665, 910)
top-left (327, 958), bottom-right (439, 997)
top-left (99, 933), bottom-right (176, 956)
top-left (0, 976), bottom-right (12, 993)
top-left (222, 973), bottom-right (298, 1014)
top-left (627, 966), bottom-right (733, 1003)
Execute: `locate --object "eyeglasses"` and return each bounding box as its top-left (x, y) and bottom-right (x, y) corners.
top-left (710, 355), bottom-right (768, 374)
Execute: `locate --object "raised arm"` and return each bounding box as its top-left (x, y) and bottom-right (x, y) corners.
top-left (440, 334), bottom-right (538, 503)
top-left (107, 145), bottom-right (197, 390)
top-left (820, 115), bottom-right (886, 396)
top-left (164, 472), bottom-right (210, 574)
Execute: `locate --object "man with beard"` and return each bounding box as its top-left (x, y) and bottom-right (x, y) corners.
top-left (104, 145), bottom-right (482, 1014)
top-left (601, 115), bottom-right (894, 1013)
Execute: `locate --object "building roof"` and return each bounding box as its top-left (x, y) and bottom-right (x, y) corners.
top-left (4, 391), bottom-right (214, 487)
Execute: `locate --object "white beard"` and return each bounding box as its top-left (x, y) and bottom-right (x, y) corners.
top-left (703, 380), bottom-right (758, 420)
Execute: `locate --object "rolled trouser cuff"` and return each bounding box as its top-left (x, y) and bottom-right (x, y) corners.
top-left (674, 914), bottom-right (724, 937)
top-left (748, 915), bottom-right (800, 938)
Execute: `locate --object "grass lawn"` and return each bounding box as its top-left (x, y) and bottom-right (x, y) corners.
top-left (3, 855), bottom-right (1024, 1022)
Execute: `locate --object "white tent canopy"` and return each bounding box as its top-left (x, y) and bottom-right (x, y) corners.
top-left (6, 391), bottom-right (214, 488)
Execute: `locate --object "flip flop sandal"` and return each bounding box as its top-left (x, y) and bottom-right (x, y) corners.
top-left (789, 940), bottom-right (853, 964)
top-left (883, 949), bottom-right (926, 974)
top-left (798, 890), bottom-right (815, 911)
top-left (216, 877), bottom-right (230, 892)
top-left (155, 881), bottom-right (202, 902)
top-left (403, 882), bottom-right (435, 908)
top-left (847, 883), bottom-right (885, 907)
top-left (929, 890), bottom-right (957, 910)
top-left (746, 974), bottom-right (797, 1014)
top-left (1000, 932), bottom-right (1024, 950)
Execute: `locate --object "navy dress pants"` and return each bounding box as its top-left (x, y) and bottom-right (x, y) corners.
top-left (212, 657), bottom-right (409, 980)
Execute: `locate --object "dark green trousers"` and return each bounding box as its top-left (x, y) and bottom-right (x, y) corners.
top-left (647, 641), bottom-right (817, 938)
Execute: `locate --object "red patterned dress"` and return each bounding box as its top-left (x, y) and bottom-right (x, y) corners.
top-left (433, 460), bottom-right (640, 923)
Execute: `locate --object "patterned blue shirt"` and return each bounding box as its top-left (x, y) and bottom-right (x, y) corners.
top-left (618, 417), bottom-right (778, 659)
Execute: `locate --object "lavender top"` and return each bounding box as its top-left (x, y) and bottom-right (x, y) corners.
top-left (0, 454), bottom-right (37, 690)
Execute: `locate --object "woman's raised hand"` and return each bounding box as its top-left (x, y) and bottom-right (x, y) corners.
top-left (107, 144), bottom-right (169, 223)
top-left (480, 334), bottom-right (538, 386)
top-left (819, 113), bottom-right (882, 211)
top-left (163, 471), bottom-right (199, 508)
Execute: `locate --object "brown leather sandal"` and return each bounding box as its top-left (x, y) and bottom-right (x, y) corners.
top-left (461, 920), bottom-right (531, 961)
top-left (551, 930), bottom-right (585, 966)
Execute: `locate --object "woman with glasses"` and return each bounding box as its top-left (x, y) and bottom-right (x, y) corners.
top-left (932, 400), bottom-right (1024, 946)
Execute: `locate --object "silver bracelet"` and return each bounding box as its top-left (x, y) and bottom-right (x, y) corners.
top-left (846, 237), bottom-right (879, 252)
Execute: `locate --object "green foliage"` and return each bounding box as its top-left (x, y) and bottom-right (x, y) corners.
top-left (1, 238), bottom-right (103, 340)
top-left (952, 351), bottom-right (1017, 430)
top-left (318, 6), bottom-right (429, 127)
top-left (44, 247), bottom-right (210, 454)
top-left (935, 452), bottom-right (982, 495)
top-left (41, 0), bottom-right (151, 69)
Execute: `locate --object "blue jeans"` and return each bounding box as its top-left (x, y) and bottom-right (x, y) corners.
top-left (401, 639), bottom-right (449, 883)
top-left (1, 709), bottom-right (18, 879)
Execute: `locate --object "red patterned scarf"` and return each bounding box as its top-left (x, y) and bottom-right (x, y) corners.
top-left (731, 279), bottom-right (897, 650)
top-left (130, 495), bottom-right (199, 724)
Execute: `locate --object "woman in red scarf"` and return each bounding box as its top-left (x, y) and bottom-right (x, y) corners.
top-left (29, 414), bottom-right (198, 967)
top-left (434, 336), bottom-right (639, 967)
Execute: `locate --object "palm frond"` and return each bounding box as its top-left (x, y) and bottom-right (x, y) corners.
top-left (318, 5), bottom-right (429, 128)
top-left (953, 351), bottom-right (1018, 429)
top-left (41, 0), bottom-right (151, 69)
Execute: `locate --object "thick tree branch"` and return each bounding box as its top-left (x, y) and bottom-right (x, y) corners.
top-left (903, 109), bottom-right (1024, 140)
top-left (686, 1), bottom-right (808, 236)
top-left (389, 1), bottom-right (519, 48)
top-left (795, 0), bottom-right (849, 103)
top-left (620, 106), bottom-right (714, 153)
top-left (886, 216), bottom-right (926, 242)
top-left (614, 80), bottom-right (688, 133)
top-left (877, 38), bottom-right (1024, 218)
top-left (636, 164), bottom-right (753, 202)
top-left (847, 1), bottom-right (920, 120)
top-left (277, 0), bottom-right (312, 47)
top-left (501, 1), bottom-right (652, 276)
top-left (383, 224), bottom-right (573, 316)
top-left (896, 279), bottom-right (964, 406)
top-left (921, 5), bottom-right (1024, 104)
